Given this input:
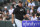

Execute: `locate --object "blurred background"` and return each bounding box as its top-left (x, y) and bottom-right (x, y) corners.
top-left (0, 0), bottom-right (40, 21)
top-left (0, 0), bottom-right (40, 27)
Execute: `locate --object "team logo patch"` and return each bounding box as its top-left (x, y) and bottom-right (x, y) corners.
top-left (20, 9), bottom-right (24, 11)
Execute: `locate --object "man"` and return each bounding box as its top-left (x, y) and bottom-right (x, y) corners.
top-left (31, 14), bottom-right (38, 21)
top-left (3, 6), bottom-right (9, 20)
top-left (9, 6), bottom-right (14, 19)
top-left (9, 6), bottom-right (14, 15)
top-left (12, 1), bottom-right (16, 8)
top-left (37, 6), bottom-right (40, 16)
top-left (28, 1), bottom-right (35, 8)
top-left (3, 6), bottom-right (8, 14)
top-left (30, 7), bottom-right (34, 14)
top-left (12, 1), bottom-right (29, 27)
top-left (0, 8), bottom-right (3, 20)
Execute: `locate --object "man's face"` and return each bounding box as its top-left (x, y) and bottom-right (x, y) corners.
top-left (19, 3), bottom-right (22, 7)
top-left (5, 8), bottom-right (7, 10)
top-left (10, 6), bottom-right (13, 9)
top-left (32, 7), bottom-right (34, 10)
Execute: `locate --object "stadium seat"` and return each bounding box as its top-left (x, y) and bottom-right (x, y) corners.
top-left (34, 1), bottom-right (39, 6)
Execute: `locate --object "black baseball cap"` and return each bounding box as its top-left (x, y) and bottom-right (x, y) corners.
top-left (19, 1), bottom-right (22, 4)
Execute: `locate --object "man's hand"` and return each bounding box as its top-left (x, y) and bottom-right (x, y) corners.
top-left (25, 14), bottom-right (31, 20)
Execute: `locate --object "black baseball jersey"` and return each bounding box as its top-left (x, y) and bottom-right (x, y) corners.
top-left (13, 5), bottom-right (26, 20)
